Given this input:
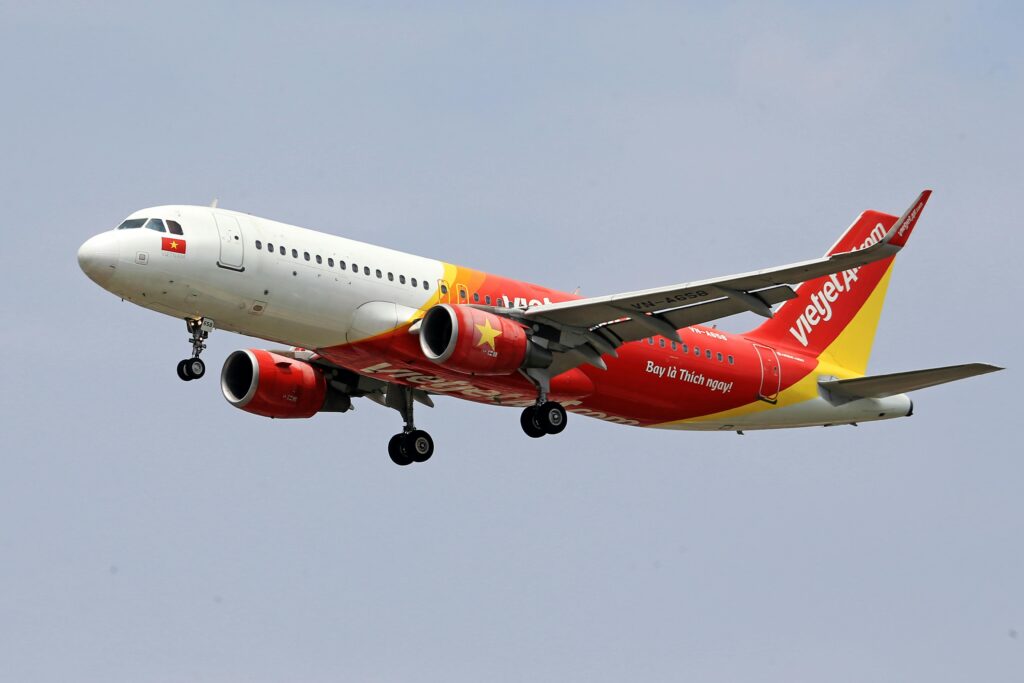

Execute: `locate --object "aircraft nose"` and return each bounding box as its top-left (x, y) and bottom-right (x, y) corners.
top-left (77, 232), bottom-right (119, 287)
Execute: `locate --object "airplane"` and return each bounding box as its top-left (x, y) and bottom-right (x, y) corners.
top-left (77, 190), bottom-right (1001, 465)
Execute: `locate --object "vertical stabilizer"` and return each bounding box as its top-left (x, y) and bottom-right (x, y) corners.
top-left (748, 191), bottom-right (930, 374)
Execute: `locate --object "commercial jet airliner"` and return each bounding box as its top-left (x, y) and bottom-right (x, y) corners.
top-left (78, 190), bottom-right (1000, 465)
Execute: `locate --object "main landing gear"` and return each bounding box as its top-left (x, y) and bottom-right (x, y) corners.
top-left (385, 385), bottom-right (434, 466)
top-left (177, 318), bottom-right (211, 381)
top-left (388, 430), bottom-right (434, 467)
top-left (520, 401), bottom-right (567, 438)
top-left (519, 368), bottom-right (568, 439)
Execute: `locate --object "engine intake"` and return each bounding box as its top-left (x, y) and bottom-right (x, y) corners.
top-left (221, 349), bottom-right (351, 418)
top-left (419, 304), bottom-right (551, 375)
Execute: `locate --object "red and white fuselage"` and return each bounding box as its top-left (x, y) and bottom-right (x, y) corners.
top-left (77, 193), bottom-right (1000, 462)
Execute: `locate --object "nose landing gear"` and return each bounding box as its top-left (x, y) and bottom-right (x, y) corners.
top-left (177, 318), bottom-right (212, 381)
top-left (176, 357), bottom-right (206, 381)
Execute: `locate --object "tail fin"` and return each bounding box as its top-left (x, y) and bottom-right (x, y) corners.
top-left (748, 191), bottom-right (931, 374)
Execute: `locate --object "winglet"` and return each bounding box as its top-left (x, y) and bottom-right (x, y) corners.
top-left (827, 189), bottom-right (932, 262)
top-left (886, 189), bottom-right (931, 248)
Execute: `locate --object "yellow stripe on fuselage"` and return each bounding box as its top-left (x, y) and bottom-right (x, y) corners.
top-left (656, 262), bottom-right (896, 427)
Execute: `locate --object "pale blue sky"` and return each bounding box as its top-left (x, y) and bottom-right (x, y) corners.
top-left (0, 2), bottom-right (1020, 681)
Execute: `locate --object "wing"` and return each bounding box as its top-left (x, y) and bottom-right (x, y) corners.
top-left (485, 191), bottom-right (930, 370)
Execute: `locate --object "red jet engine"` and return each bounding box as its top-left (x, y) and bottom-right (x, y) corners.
top-left (419, 304), bottom-right (552, 375)
top-left (221, 349), bottom-right (351, 418)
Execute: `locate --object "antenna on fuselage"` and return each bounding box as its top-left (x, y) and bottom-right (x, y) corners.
top-left (210, 198), bottom-right (219, 208)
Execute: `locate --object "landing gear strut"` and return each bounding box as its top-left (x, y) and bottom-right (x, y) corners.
top-left (385, 385), bottom-right (434, 466)
top-left (177, 318), bottom-right (211, 381)
top-left (519, 369), bottom-right (568, 438)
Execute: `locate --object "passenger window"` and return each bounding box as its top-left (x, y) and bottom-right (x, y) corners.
top-left (682, 344), bottom-right (688, 352)
top-left (694, 346), bottom-right (700, 356)
top-left (659, 338), bottom-right (665, 348)
top-left (473, 292), bottom-right (480, 302)
top-left (340, 261), bottom-right (346, 270)
top-left (399, 275), bottom-right (406, 284)
top-left (424, 280), bottom-right (430, 290)
top-left (374, 268), bottom-right (381, 278)
top-left (144, 218), bottom-right (166, 232)
top-left (647, 337), bottom-right (654, 345)
top-left (728, 355), bottom-right (735, 365)
top-left (267, 242), bottom-right (274, 252)
top-left (255, 240), bottom-right (262, 250)
top-left (292, 249), bottom-right (298, 258)
top-left (364, 266), bottom-right (370, 276)
top-left (388, 272), bottom-right (394, 282)
top-left (717, 352), bottom-right (723, 362)
top-left (166, 220), bottom-right (184, 235)
top-left (706, 349), bottom-right (712, 359)
top-left (671, 341), bottom-right (677, 350)
top-left (439, 284), bottom-right (447, 294)
top-left (279, 246), bottom-right (285, 255)
top-left (411, 278), bottom-right (418, 287)
top-left (328, 258), bottom-right (334, 267)
top-left (459, 289), bottom-right (467, 300)
top-left (485, 295), bottom-right (492, 305)
top-left (316, 255), bottom-right (322, 264)
top-left (304, 252), bottom-right (310, 261)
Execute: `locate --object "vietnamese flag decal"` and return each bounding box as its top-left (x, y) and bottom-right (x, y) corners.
top-left (162, 237), bottom-right (186, 254)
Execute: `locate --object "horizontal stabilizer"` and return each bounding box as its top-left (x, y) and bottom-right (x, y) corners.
top-left (819, 363), bottom-right (1003, 405)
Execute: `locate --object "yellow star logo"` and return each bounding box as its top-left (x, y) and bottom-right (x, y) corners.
top-left (169, 240), bottom-right (179, 250)
top-left (475, 318), bottom-right (501, 350)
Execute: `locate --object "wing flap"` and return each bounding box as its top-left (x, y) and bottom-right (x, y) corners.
top-left (818, 363), bottom-right (1003, 405)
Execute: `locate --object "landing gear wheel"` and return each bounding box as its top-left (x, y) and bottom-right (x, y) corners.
top-left (520, 406), bottom-right (546, 438)
top-left (176, 359), bottom-right (191, 381)
top-left (186, 357), bottom-right (206, 380)
top-left (536, 401), bottom-right (567, 435)
top-left (405, 430), bottom-right (434, 463)
top-left (388, 434), bottom-right (413, 466)
top-left (177, 357), bottom-right (206, 381)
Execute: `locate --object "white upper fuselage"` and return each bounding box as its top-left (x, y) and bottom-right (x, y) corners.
top-left (78, 205), bottom-right (448, 348)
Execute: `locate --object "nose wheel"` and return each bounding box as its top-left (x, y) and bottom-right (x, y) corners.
top-left (177, 357), bottom-right (206, 381)
top-left (177, 317), bottom-right (212, 382)
top-left (520, 401), bottom-right (567, 438)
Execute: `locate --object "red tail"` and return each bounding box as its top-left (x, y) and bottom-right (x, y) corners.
top-left (748, 191), bottom-right (930, 373)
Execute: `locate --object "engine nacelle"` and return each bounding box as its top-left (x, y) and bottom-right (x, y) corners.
top-left (419, 304), bottom-right (552, 375)
top-left (221, 349), bottom-right (351, 419)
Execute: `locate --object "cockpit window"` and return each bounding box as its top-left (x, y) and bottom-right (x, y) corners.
top-left (144, 218), bottom-right (166, 232)
top-left (116, 218), bottom-right (146, 230)
top-left (166, 220), bottom-right (184, 235)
